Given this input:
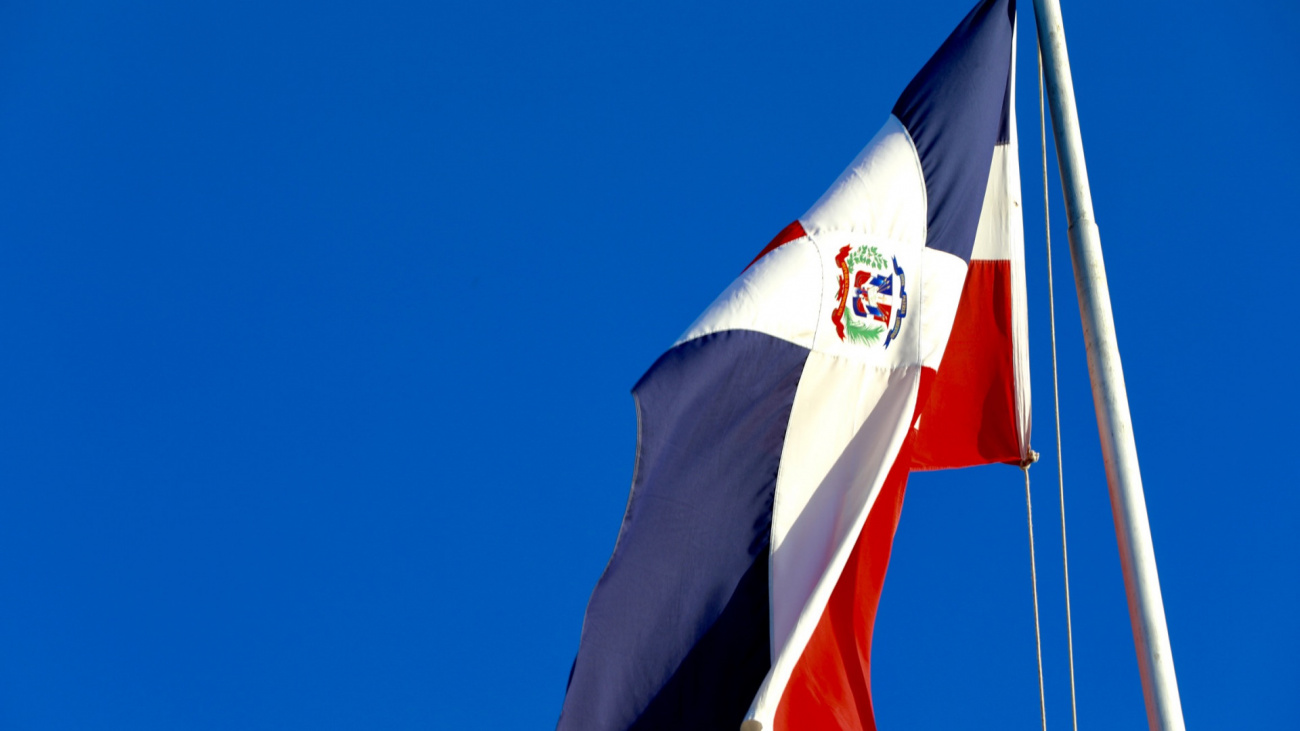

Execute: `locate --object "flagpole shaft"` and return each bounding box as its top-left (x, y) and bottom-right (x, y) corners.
top-left (1029, 2), bottom-right (1185, 730)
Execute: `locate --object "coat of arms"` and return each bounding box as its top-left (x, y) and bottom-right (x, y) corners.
top-left (831, 244), bottom-right (908, 348)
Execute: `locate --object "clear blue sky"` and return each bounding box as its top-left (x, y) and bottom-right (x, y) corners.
top-left (0, 0), bottom-right (1295, 728)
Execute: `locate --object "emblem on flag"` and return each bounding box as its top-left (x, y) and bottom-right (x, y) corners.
top-left (831, 244), bottom-right (908, 348)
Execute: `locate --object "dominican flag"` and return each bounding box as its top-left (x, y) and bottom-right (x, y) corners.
top-left (558, 1), bottom-right (1029, 729)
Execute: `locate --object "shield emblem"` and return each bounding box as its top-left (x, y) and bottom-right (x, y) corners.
top-left (852, 270), bottom-right (893, 325)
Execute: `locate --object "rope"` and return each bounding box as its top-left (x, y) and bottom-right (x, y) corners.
top-left (1022, 461), bottom-right (1047, 731)
top-left (1039, 47), bottom-right (1080, 731)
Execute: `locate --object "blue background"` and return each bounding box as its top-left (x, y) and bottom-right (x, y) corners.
top-left (1, 0), bottom-right (1295, 728)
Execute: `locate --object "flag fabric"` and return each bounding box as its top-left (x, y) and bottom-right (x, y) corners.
top-left (557, 1), bottom-right (1028, 729)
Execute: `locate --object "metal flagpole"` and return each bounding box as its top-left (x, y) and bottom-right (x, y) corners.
top-left (1028, 1), bottom-right (1186, 730)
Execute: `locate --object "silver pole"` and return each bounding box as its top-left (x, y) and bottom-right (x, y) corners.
top-left (1028, 1), bottom-right (1186, 729)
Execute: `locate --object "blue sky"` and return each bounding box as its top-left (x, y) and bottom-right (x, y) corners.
top-left (0, 0), bottom-right (1295, 728)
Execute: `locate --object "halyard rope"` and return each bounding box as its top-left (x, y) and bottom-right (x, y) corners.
top-left (1022, 460), bottom-right (1048, 731)
top-left (1039, 46), bottom-right (1080, 731)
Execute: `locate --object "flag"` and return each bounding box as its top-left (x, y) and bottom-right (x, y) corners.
top-left (558, 1), bottom-right (1028, 729)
